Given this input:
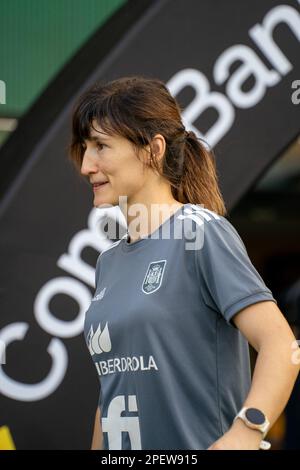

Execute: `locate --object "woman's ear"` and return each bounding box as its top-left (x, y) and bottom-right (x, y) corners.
top-left (140, 134), bottom-right (166, 167)
top-left (151, 134), bottom-right (166, 162)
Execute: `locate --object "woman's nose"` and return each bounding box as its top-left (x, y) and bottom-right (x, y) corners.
top-left (80, 151), bottom-right (97, 176)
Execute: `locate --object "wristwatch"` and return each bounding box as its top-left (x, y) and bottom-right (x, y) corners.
top-left (234, 407), bottom-right (271, 449)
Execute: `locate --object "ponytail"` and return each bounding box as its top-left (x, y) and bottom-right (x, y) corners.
top-left (167, 129), bottom-right (227, 216)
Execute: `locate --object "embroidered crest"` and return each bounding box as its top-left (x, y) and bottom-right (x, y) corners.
top-left (142, 260), bottom-right (167, 294)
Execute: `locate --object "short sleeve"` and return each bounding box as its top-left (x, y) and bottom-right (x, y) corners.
top-left (194, 216), bottom-right (277, 325)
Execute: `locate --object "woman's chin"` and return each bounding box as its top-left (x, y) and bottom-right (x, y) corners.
top-left (94, 195), bottom-right (111, 208)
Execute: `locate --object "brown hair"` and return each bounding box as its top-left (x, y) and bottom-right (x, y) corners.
top-left (69, 75), bottom-right (227, 216)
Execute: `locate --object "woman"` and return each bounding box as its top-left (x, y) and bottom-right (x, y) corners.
top-left (69, 75), bottom-right (299, 450)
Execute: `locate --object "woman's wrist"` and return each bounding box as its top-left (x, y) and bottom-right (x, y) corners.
top-left (230, 416), bottom-right (264, 447)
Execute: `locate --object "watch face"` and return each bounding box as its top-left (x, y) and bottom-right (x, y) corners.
top-left (245, 408), bottom-right (265, 425)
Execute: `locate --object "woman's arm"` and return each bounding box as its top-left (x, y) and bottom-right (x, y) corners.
top-left (208, 300), bottom-right (300, 450)
top-left (91, 407), bottom-right (103, 450)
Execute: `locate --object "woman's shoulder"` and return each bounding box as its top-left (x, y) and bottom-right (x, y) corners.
top-left (177, 203), bottom-right (234, 235)
top-left (176, 203), bottom-right (245, 252)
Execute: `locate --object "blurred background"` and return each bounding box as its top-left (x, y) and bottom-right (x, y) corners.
top-left (0, 0), bottom-right (299, 449)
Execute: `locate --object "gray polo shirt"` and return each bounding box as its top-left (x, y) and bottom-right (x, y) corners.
top-left (84, 203), bottom-right (277, 450)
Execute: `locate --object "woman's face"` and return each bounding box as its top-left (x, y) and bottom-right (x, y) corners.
top-left (80, 120), bottom-right (152, 208)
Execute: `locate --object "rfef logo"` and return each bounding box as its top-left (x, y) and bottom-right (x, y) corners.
top-left (142, 260), bottom-right (167, 294)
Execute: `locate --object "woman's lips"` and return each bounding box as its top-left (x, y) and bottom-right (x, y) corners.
top-left (93, 182), bottom-right (109, 191)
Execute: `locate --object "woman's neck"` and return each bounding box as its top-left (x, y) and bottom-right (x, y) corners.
top-left (121, 199), bottom-right (183, 244)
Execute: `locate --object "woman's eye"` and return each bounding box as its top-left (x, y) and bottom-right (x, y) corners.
top-left (97, 142), bottom-right (105, 151)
